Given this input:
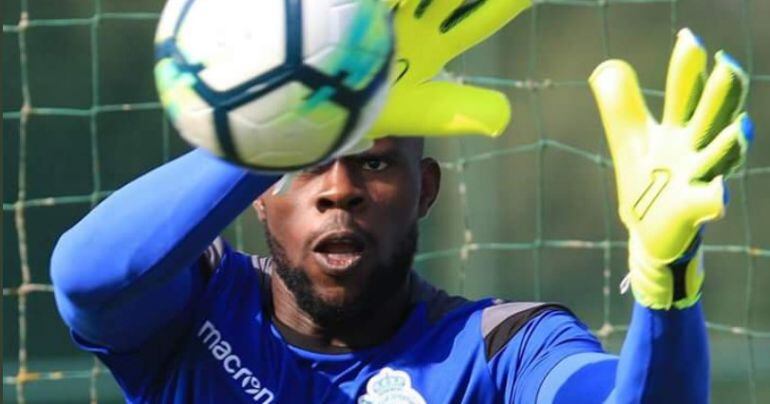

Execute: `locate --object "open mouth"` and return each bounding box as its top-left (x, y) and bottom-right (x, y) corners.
top-left (312, 231), bottom-right (366, 272)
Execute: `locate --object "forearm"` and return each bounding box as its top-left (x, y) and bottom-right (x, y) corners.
top-left (51, 149), bottom-right (279, 350)
top-left (612, 302), bottom-right (708, 402)
top-left (536, 303), bottom-right (708, 403)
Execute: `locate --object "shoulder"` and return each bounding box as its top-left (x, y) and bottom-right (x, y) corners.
top-left (408, 276), bottom-right (584, 360)
top-left (408, 274), bottom-right (473, 324)
top-left (196, 238), bottom-right (273, 312)
top-left (404, 280), bottom-right (600, 396)
top-left (200, 237), bottom-right (270, 282)
top-left (480, 301), bottom-right (575, 360)
top-left (483, 301), bottom-right (604, 401)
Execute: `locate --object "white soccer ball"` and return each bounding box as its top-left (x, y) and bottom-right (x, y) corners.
top-left (154, 0), bottom-right (393, 171)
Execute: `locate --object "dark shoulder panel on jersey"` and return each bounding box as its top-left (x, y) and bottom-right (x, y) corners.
top-left (482, 301), bottom-right (571, 360)
top-left (200, 237), bottom-right (227, 278)
top-left (407, 273), bottom-right (470, 324)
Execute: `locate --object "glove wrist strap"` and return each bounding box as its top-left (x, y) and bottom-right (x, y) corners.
top-left (627, 233), bottom-right (704, 310)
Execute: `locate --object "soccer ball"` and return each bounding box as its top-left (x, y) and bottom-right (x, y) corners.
top-left (154, 0), bottom-right (393, 171)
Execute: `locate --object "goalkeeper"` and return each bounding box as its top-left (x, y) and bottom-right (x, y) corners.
top-left (51, 0), bottom-right (754, 402)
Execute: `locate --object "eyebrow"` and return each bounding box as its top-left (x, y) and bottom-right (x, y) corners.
top-left (355, 147), bottom-right (402, 160)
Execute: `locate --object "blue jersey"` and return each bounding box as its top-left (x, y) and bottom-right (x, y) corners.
top-left (52, 150), bottom-right (709, 403)
top-left (74, 239), bottom-right (605, 403)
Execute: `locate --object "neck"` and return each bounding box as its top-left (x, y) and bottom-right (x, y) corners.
top-left (270, 273), bottom-right (413, 351)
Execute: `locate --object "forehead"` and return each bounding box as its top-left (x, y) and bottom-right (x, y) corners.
top-left (259, 137), bottom-right (425, 199)
top-left (367, 136), bottom-right (423, 159)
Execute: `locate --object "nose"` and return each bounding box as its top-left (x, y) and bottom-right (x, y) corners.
top-left (315, 160), bottom-right (366, 213)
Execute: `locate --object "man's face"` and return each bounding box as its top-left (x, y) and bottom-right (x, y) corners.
top-left (256, 138), bottom-right (440, 326)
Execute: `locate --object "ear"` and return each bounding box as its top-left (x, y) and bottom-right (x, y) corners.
top-left (253, 198), bottom-right (267, 222)
top-left (418, 157), bottom-right (441, 218)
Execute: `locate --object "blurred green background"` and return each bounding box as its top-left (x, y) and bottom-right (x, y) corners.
top-left (3, 0), bottom-right (769, 402)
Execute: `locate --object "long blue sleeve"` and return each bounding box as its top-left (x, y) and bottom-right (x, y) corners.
top-left (533, 302), bottom-right (708, 403)
top-left (612, 302), bottom-right (708, 402)
top-left (50, 149), bottom-right (279, 353)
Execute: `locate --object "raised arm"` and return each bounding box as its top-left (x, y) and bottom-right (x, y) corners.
top-left (51, 149), bottom-right (278, 352)
top-left (495, 28), bottom-right (752, 403)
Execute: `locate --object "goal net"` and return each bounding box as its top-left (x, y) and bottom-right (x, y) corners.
top-left (3, 0), bottom-right (769, 402)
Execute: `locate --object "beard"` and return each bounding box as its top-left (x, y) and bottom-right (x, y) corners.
top-left (264, 221), bottom-right (418, 329)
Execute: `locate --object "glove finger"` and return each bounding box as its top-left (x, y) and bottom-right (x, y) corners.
top-left (414, 0), bottom-right (465, 24)
top-left (390, 1), bottom-right (452, 85)
top-left (366, 82), bottom-right (511, 139)
top-left (589, 60), bottom-right (651, 163)
top-left (688, 51), bottom-right (749, 150)
top-left (662, 28), bottom-right (707, 127)
top-left (383, 0), bottom-right (403, 11)
top-left (395, 0), bottom-right (421, 15)
top-left (685, 175), bottom-right (726, 226)
top-left (692, 113), bottom-right (753, 181)
top-left (441, 0), bottom-right (531, 58)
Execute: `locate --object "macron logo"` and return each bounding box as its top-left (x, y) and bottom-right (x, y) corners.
top-left (198, 321), bottom-right (275, 403)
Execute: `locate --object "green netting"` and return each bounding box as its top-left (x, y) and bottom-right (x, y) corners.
top-left (3, 0), bottom-right (769, 403)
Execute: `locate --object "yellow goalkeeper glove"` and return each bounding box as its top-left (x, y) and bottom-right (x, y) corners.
top-left (364, 0), bottom-right (531, 140)
top-left (589, 28), bottom-right (754, 310)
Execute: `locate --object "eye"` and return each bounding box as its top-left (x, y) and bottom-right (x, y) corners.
top-left (361, 158), bottom-right (389, 172)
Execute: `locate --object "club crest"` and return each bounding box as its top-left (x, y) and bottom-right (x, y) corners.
top-left (358, 368), bottom-right (426, 404)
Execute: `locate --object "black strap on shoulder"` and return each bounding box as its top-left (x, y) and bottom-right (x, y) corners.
top-left (482, 301), bottom-right (570, 360)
